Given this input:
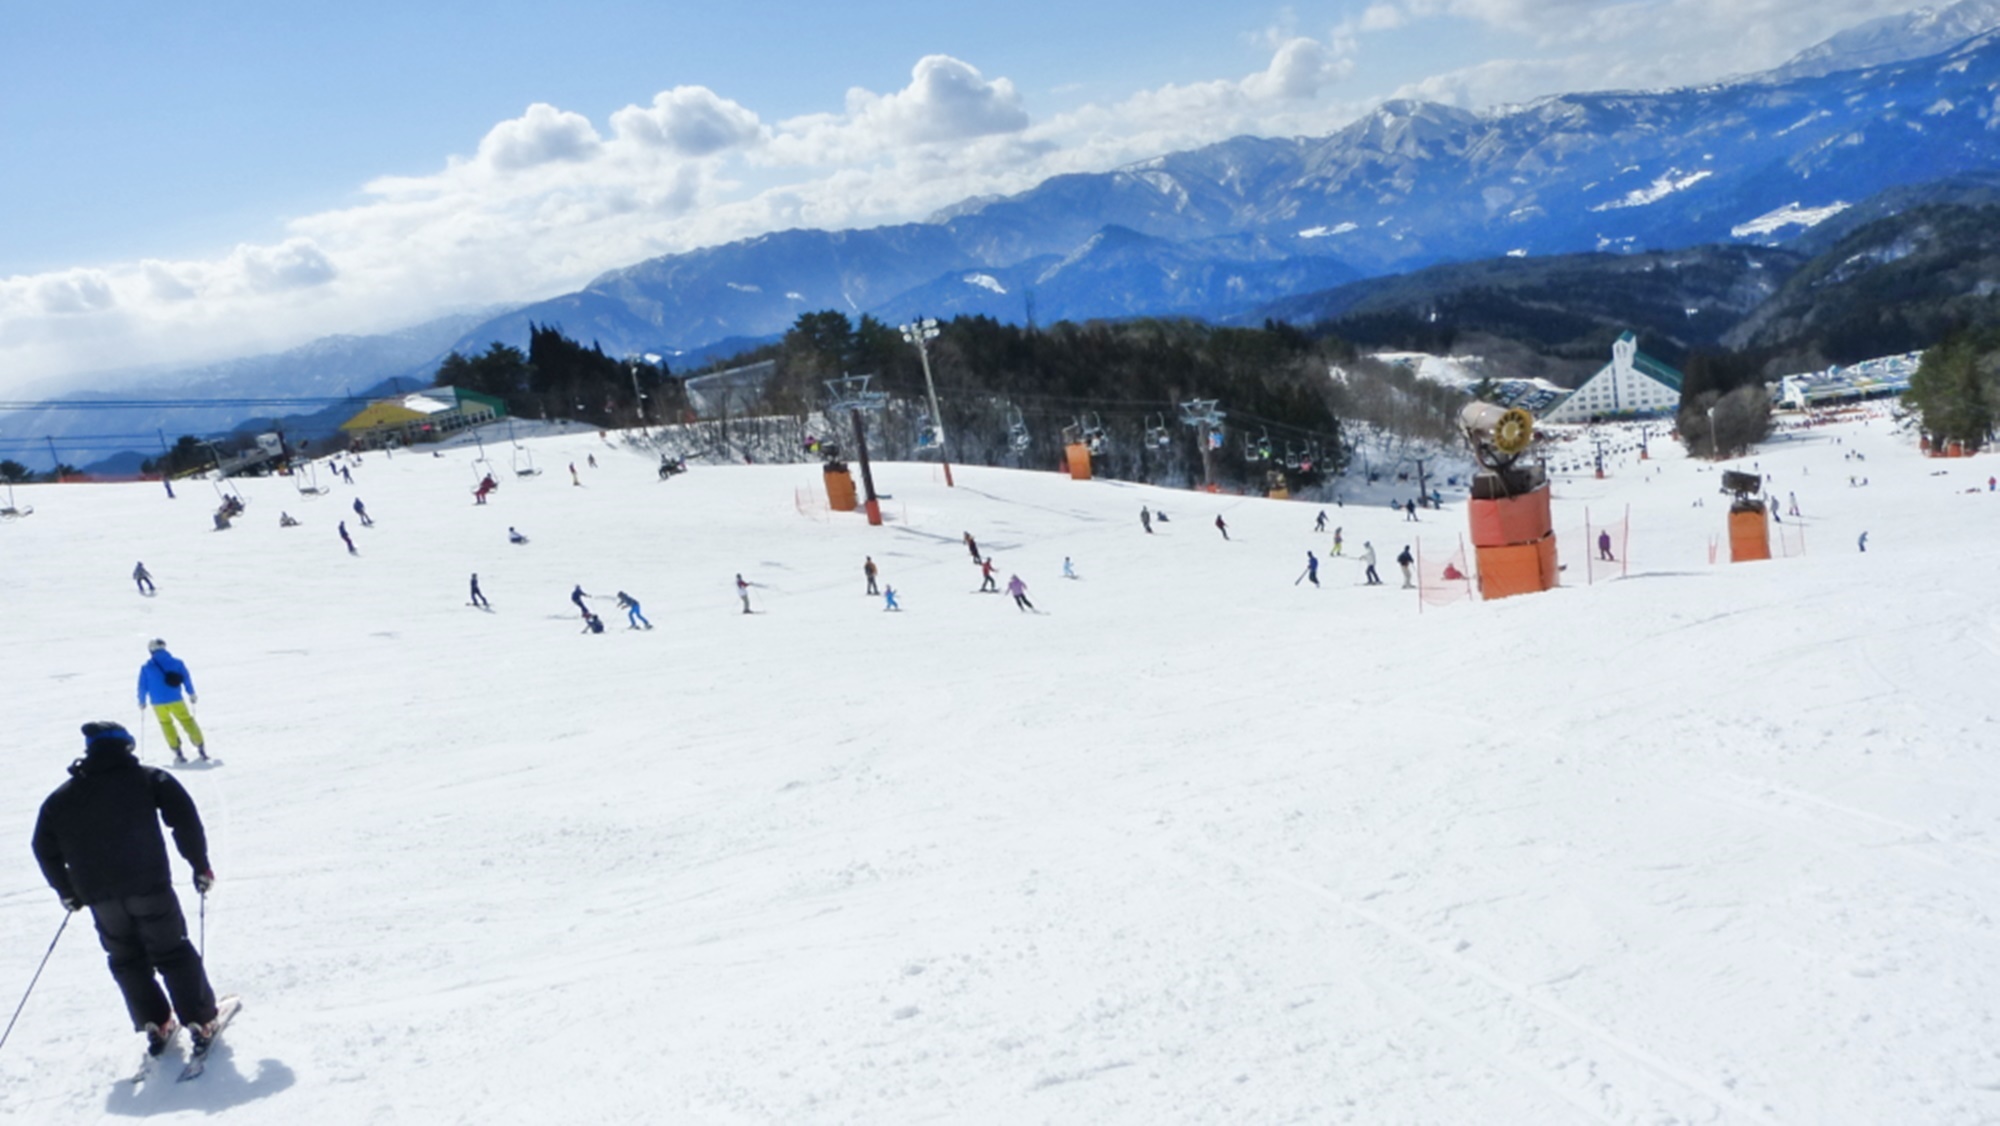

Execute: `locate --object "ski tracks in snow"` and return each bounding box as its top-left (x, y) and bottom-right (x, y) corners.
top-left (937, 728), bottom-right (1774, 1124)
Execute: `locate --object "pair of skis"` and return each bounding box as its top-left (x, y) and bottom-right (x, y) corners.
top-left (124, 995), bottom-right (241, 1084)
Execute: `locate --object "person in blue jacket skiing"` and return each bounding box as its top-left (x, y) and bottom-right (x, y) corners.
top-left (137, 640), bottom-right (205, 764)
top-left (615, 591), bottom-right (652, 630)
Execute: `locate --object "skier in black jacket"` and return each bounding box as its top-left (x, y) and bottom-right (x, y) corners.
top-left (31, 722), bottom-right (221, 1055)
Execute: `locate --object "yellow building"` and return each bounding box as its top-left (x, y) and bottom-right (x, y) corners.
top-left (339, 387), bottom-right (505, 450)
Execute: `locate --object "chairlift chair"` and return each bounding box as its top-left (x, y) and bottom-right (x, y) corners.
top-left (1083, 411), bottom-right (1108, 455)
top-left (1244, 427), bottom-right (1272, 464)
top-left (1007, 407), bottom-right (1031, 453)
top-left (294, 461), bottom-right (328, 497)
top-left (0, 480), bottom-right (31, 518)
top-left (1145, 413), bottom-right (1171, 449)
top-left (512, 445), bottom-right (542, 477)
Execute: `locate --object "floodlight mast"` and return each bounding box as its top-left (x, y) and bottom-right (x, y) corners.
top-left (899, 317), bottom-right (953, 487)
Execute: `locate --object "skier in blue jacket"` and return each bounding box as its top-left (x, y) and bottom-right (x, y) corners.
top-left (137, 640), bottom-right (205, 763)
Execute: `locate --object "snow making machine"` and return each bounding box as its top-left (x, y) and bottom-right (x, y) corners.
top-left (1721, 469), bottom-right (1771, 562)
top-left (1460, 401), bottom-right (1557, 600)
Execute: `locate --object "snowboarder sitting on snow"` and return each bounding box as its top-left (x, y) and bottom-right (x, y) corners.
top-left (581, 612), bottom-right (605, 634)
top-left (279, 512), bottom-right (299, 527)
top-left (508, 527), bottom-right (528, 545)
top-left (31, 721), bottom-right (222, 1060)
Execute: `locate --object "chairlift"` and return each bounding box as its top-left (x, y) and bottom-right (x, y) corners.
top-left (212, 472), bottom-right (245, 508)
top-left (294, 461), bottom-right (328, 497)
top-left (1083, 411), bottom-right (1107, 455)
top-left (915, 413), bottom-right (943, 453)
top-left (1282, 441), bottom-right (1304, 472)
top-left (1244, 427), bottom-right (1272, 464)
top-left (1145, 413), bottom-right (1172, 449)
top-left (512, 445), bottom-right (542, 477)
top-left (1007, 407), bottom-right (1031, 453)
top-left (0, 480), bottom-right (31, 519)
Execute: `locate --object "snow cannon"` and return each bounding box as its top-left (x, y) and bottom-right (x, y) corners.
top-left (1460, 401), bottom-right (1557, 600)
top-left (1721, 469), bottom-right (1770, 562)
top-left (1460, 402), bottom-right (1535, 469)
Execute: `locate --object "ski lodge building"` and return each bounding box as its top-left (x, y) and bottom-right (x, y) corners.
top-left (1541, 332), bottom-right (1684, 424)
top-left (339, 387), bottom-right (506, 450)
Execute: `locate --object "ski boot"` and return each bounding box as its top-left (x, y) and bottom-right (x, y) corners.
top-left (144, 1017), bottom-right (179, 1057)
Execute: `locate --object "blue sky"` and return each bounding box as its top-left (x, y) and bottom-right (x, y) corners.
top-left (0, 0), bottom-right (1925, 389)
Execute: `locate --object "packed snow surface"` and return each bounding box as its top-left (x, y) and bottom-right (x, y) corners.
top-left (1731, 200), bottom-right (1853, 239)
top-left (3, 411), bottom-right (1998, 1123)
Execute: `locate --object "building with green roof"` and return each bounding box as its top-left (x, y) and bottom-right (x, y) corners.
top-left (1541, 332), bottom-right (1684, 424)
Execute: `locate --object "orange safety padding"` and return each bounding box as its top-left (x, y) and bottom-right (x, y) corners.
top-left (1269, 483), bottom-right (1290, 500)
top-left (1728, 508), bottom-right (1770, 562)
top-left (824, 466), bottom-right (857, 512)
top-left (1466, 487), bottom-right (1552, 548)
top-left (1476, 532), bottom-right (1559, 599)
top-left (1065, 443), bottom-right (1092, 481)
top-left (1477, 541), bottom-right (1541, 600)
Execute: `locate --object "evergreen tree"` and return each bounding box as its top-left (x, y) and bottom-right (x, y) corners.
top-left (1906, 325), bottom-right (2000, 452)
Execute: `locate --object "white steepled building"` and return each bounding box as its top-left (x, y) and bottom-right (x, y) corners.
top-left (1542, 331), bottom-right (1684, 424)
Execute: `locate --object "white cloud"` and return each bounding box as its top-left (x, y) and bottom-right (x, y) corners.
top-left (227, 238), bottom-right (338, 294)
top-left (1243, 37), bottom-right (1353, 100)
top-left (30, 270), bottom-right (116, 315)
top-left (610, 87), bottom-right (765, 157)
top-left (854, 55), bottom-right (1031, 145)
top-left (476, 103), bottom-right (604, 171)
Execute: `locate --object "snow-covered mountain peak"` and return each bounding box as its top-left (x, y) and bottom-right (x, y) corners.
top-left (1770, 0), bottom-right (2000, 80)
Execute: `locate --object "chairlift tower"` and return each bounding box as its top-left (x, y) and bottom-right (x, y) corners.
top-left (826, 374), bottom-right (890, 526)
top-left (898, 318), bottom-right (953, 487)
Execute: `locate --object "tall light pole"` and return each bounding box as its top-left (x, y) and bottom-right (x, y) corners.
top-left (899, 317), bottom-right (953, 487)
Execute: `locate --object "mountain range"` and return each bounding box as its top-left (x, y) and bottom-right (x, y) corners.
top-left (15, 1), bottom-right (2000, 470)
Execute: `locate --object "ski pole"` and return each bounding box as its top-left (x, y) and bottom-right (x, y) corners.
top-left (199, 891), bottom-right (207, 960)
top-left (1294, 567), bottom-right (1309, 586)
top-left (0, 912), bottom-right (72, 1055)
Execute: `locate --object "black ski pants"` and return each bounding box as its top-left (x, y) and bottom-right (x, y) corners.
top-left (90, 890), bottom-right (217, 1031)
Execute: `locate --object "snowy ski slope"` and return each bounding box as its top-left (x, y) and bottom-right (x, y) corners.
top-left (2, 411), bottom-right (1997, 1123)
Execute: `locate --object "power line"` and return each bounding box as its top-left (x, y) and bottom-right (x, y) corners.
top-left (0, 396), bottom-right (367, 411)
